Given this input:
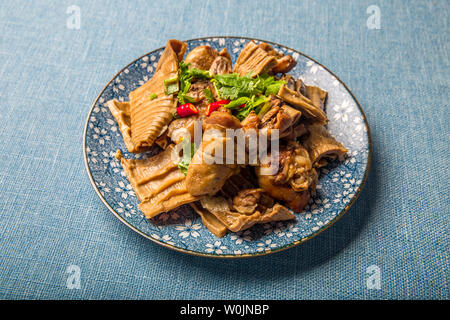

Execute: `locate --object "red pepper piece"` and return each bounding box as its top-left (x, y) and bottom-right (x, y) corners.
top-left (205, 99), bottom-right (230, 116)
top-left (176, 103), bottom-right (199, 118)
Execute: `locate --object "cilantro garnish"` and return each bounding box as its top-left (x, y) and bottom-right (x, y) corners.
top-left (203, 88), bottom-right (215, 103)
top-left (213, 73), bottom-right (285, 120)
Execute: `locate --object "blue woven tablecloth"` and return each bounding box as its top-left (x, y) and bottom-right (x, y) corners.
top-left (0, 0), bottom-right (448, 300)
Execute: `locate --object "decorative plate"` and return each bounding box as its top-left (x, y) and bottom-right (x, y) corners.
top-left (83, 37), bottom-right (371, 258)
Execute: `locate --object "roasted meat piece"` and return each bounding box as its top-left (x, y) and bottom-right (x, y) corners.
top-left (277, 84), bottom-right (327, 124)
top-left (255, 141), bottom-right (317, 212)
top-left (259, 102), bottom-right (302, 138)
top-left (282, 123), bottom-right (308, 141)
top-left (203, 110), bottom-right (242, 129)
top-left (190, 202), bottom-right (228, 238)
top-left (184, 45), bottom-right (219, 70)
top-left (185, 46), bottom-right (232, 72)
top-left (241, 111), bottom-right (260, 130)
top-left (302, 124), bottom-right (348, 167)
top-left (233, 41), bottom-right (277, 76)
top-left (185, 113), bottom-right (242, 197)
top-left (197, 195), bottom-right (295, 233)
top-left (258, 42), bottom-right (297, 74)
top-left (167, 115), bottom-right (200, 144)
top-left (184, 80), bottom-right (215, 105)
top-left (281, 75), bottom-right (328, 110)
top-left (233, 41), bottom-right (297, 76)
top-left (232, 188), bottom-right (274, 214)
top-left (256, 174), bottom-right (311, 212)
top-left (189, 169), bottom-right (295, 235)
top-left (262, 141), bottom-right (318, 192)
top-left (209, 49), bottom-right (233, 75)
top-left (305, 85), bottom-right (328, 110)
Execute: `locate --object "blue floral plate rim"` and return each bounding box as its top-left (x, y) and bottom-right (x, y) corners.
top-left (83, 36), bottom-right (372, 258)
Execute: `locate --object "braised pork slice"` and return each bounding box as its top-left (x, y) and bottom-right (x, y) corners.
top-left (233, 41), bottom-right (297, 76)
top-left (232, 188), bottom-right (273, 214)
top-left (202, 110), bottom-right (242, 129)
top-left (259, 101), bottom-right (302, 138)
top-left (277, 84), bottom-right (327, 124)
top-left (255, 174), bottom-right (311, 212)
top-left (197, 192), bottom-right (295, 233)
top-left (209, 48), bottom-right (233, 75)
top-left (261, 141), bottom-right (317, 192)
top-left (199, 196), bottom-right (258, 232)
top-left (184, 45), bottom-right (219, 70)
top-left (117, 145), bottom-right (200, 218)
top-left (255, 141), bottom-right (317, 212)
top-left (305, 86), bottom-right (328, 110)
top-left (281, 75), bottom-right (328, 110)
top-left (282, 123), bottom-right (308, 141)
top-left (185, 113), bottom-right (242, 196)
top-left (128, 39), bottom-right (187, 151)
top-left (167, 116), bottom-right (200, 144)
top-left (258, 42), bottom-right (297, 74)
top-left (241, 111), bottom-right (260, 130)
top-left (287, 142), bottom-right (318, 191)
top-left (233, 41), bottom-right (277, 76)
top-left (191, 171), bottom-right (295, 233)
top-left (209, 56), bottom-right (232, 75)
top-left (184, 80), bottom-right (215, 105)
top-left (190, 202), bottom-right (228, 238)
top-left (281, 74), bottom-right (306, 95)
top-left (302, 124), bottom-right (348, 167)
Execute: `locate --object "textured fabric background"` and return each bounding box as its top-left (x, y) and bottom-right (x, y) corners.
top-left (0, 0), bottom-right (448, 300)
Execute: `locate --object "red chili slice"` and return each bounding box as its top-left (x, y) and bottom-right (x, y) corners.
top-left (176, 103), bottom-right (199, 118)
top-left (205, 100), bottom-right (230, 116)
